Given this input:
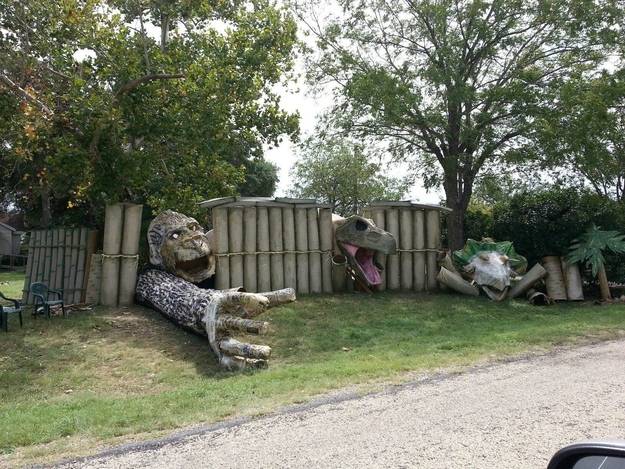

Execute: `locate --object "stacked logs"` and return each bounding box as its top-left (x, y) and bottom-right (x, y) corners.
top-left (362, 201), bottom-right (450, 292)
top-left (99, 203), bottom-right (144, 306)
top-left (201, 197), bottom-right (334, 294)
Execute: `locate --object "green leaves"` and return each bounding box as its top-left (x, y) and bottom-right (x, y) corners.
top-left (1, 0), bottom-right (299, 226)
top-left (566, 225), bottom-right (625, 277)
top-left (289, 135), bottom-right (410, 216)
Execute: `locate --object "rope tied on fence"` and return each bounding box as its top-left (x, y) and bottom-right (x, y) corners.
top-left (215, 250), bottom-right (332, 257)
top-left (99, 254), bottom-right (140, 260)
top-left (395, 248), bottom-right (445, 253)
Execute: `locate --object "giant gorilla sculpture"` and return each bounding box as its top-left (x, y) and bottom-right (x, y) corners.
top-left (136, 210), bottom-right (294, 370)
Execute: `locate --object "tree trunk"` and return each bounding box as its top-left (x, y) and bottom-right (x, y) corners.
top-left (597, 264), bottom-right (612, 302)
top-left (445, 204), bottom-right (465, 251)
top-left (442, 168), bottom-right (472, 251)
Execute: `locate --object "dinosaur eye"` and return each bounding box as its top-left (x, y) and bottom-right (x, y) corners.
top-left (355, 220), bottom-right (368, 231)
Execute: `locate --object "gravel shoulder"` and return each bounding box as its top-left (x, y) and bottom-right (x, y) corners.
top-left (57, 339), bottom-right (625, 469)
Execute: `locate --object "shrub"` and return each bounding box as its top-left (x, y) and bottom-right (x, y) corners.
top-left (462, 187), bottom-right (625, 282)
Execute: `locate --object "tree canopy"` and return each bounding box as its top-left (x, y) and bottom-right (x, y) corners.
top-left (0, 0), bottom-right (299, 226)
top-left (537, 71), bottom-right (625, 201)
top-left (289, 136), bottom-right (409, 216)
top-left (296, 0), bottom-right (622, 248)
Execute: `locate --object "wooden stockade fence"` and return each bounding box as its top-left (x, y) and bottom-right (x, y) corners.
top-left (22, 228), bottom-right (98, 304)
top-left (363, 201), bottom-right (451, 292)
top-left (201, 197), bottom-right (335, 294)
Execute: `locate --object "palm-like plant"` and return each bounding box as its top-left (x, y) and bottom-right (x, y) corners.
top-left (566, 225), bottom-right (625, 301)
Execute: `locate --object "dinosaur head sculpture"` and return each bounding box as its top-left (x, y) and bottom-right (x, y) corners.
top-left (333, 215), bottom-right (397, 286)
top-left (147, 210), bottom-right (215, 283)
top-left (452, 238), bottom-right (527, 300)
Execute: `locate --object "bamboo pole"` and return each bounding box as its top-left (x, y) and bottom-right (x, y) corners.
top-left (81, 230), bottom-right (98, 303)
top-left (331, 255), bottom-right (347, 292)
top-left (54, 228), bottom-right (65, 291)
top-left (73, 228), bottom-right (87, 304)
top-left (399, 209), bottom-right (413, 291)
top-left (22, 231), bottom-right (35, 303)
top-left (307, 208), bottom-right (322, 294)
top-left (243, 207), bottom-right (257, 292)
top-left (318, 208), bottom-right (333, 293)
top-left (256, 206), bottom-right (271, 292)
top-left (49, 229), bottom-right (59, 290)
top-left (542, 256), bottom-right (567, 301)
top-left (371, 209), bottom-right (387, 291)
top-left (508, 263), bottom-right (547, 299)
top-left (385, 208), bottom-right (400, 290)
top-left (85, 254), bottom-right (102, 304)
top-left (119, 203), bottom-right (143, 304)
top-left (119, 205), bottom-right (142, 306)
top-left (282, 207), bottom-right (297, 291)
top-left (437, 267), bottom-right (480, 296)
top-left (269, 207), bottom-right (285, 290)
top-left (30, 231), bottom-right (42, 302)
top-left (213, 206), bottom-right (230, 290)
top-left (295, 207), bottom-right (309, 294)
top-left (101, 203), bottom-right (124, 306)
top-left (35, 230), bottom-right (45, 284)
top-left (425, 210), bottom-right (441, 291)
top-left (68, 228), bottom-right (80, 303)
top-left (42, 230), bottom-right (52, 285)
top-left (228, 207), bottom-right (244, 288)
top-left (561, 259), bottom-right (584, 301)
top-left (121, 204), bottom-right (143, 256)
top-left (63, 229), bottom-right (72, 295)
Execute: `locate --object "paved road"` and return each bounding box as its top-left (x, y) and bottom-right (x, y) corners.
top-left (61, 340), bottom-right (625, 469)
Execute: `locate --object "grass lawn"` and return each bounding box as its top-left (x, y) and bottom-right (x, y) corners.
top-left (0, 270), bottom-right (25, 299)
top-left (1, 271), bottom-right (625, 466)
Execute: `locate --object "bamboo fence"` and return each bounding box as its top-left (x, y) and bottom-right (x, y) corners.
top-left (21, 227), bottom-right (98, 304)
top-left (363, 201), bottom-right (451, 292)
top-left (200, 197), bottom-right (334, 294)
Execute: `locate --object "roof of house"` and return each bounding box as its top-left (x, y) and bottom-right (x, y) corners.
top-left (0, 222), bottom-right (16, 232)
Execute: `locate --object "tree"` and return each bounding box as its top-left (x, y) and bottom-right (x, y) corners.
top-left (566, 225), bottom-right (625, 301)
top-left (289, 137), bottom-right (409, 216)
top-left (295, 0), bottom-right (622, 249)
top-left (537, 70), bottom-right (625, 201)
top-left (238, 159), bottom-right (280, 197)
top-left (0, 0), bottom-right (298, 226)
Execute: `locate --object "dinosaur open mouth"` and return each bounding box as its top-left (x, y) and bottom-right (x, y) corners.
top-left (176, 255), bottom-right (210, 275)
top-left (341, 242), bottom-right (382, 285)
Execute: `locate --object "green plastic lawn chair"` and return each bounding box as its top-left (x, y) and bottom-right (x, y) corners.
top-left (30, 282), bottom-right (66, 319)
top-left (0, 291), bottom-right (23, 332)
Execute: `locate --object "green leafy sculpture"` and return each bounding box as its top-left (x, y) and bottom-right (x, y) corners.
top-left (566, 225), bottom-right (625, 301)
top-left (452, 238), bottom-right (528, 300)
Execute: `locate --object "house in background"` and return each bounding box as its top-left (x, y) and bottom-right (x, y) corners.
top-left (0, 222), bottom-right (23, 257)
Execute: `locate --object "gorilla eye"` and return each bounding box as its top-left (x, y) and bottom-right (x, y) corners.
top-left (355, 220), bottom-right (368, 231)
